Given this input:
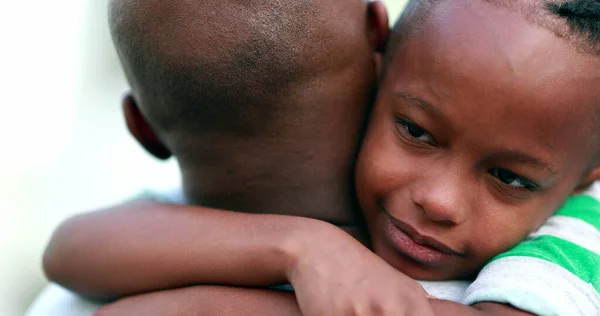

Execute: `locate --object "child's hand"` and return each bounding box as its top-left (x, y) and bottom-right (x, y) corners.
top-left (285, 225), bottom-right (436, 316)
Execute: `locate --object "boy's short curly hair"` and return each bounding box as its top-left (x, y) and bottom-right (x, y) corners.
top-left (547, 0), bottom-right (600, 52)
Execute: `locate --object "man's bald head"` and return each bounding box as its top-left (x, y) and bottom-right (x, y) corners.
top-left (110, 0), bottom-right (376, 140)
top-left (109, 0), bottom-right (387, 219)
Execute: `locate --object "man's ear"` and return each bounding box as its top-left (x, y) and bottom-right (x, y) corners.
top-left (122, 94), bottom-right (172, 160)
top-left (574, 164), bottom-right (600, 193)
top-left (367, 0), bottom-right (390, 54)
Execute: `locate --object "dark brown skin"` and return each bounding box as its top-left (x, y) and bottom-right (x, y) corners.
top-left (94, 286), bottom-right (302, 316)
top-left (112, 0), bottom-right (386, 225)
top-left (357, 0), bottom-right (600, 281)
top-left (94, 286), bottom-right (532, 316)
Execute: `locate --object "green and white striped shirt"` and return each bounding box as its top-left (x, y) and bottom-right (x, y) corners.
top-left (464, 184), bottom-right (600, 316)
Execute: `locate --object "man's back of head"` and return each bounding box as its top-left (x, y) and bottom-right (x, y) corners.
top-left (109, 0), bottom-right (387, 222)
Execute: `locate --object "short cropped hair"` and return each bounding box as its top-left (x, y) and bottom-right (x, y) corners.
top-left (109, 0), bottom-right (369, 138)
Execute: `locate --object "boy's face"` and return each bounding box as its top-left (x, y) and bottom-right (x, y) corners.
top-left (356, 0), bottom-right (600, 280)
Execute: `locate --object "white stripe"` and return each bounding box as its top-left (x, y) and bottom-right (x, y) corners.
top-left (528, 215), bottom-right (600, 256)
top-left (579, 181), bottom-right (600, 201)
top-left (464, 257), bottom-right (600, 316)
top-left (418, 280), bottom-right (469, 302)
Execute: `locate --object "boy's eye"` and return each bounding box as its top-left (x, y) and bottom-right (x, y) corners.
top-left (396, 119), bottom-right (436, 145)
top-left (489, 168), bottom-right (538, 191)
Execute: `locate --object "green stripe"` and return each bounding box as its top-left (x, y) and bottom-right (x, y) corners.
top-left (556, 195), bottom-right (600, 229)
top-left (493, 235), bottom-right (600, 293)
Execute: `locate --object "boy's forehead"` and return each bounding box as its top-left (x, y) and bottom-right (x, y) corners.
top-left (393, 0), bottom-right (600, 123)
top-left (417, 0), bottom-right (600, 74)
top-left (387, 0), bottom-right (600, 166)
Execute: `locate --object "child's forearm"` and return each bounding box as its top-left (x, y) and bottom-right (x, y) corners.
top-left (43, 200), bottom-right (338, 301)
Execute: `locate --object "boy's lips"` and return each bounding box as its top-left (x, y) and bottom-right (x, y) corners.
top-left (382, 212), bottom-right (462, 266)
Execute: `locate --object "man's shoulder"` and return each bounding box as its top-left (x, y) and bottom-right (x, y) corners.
top-left (129, 187), bottom-right (187, 205)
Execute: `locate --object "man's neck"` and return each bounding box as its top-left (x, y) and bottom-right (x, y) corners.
top-left (182, 170), bottom-right (369, 244)
top-left (172, 133), bottom-right (368, 239)
top-left (181, 167), bottom-right (359, 225)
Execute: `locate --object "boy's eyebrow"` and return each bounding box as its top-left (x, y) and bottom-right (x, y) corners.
top-left (490, 150), bottom-right (558, 176)
top-left (394, 92), bottom-right (448, 121)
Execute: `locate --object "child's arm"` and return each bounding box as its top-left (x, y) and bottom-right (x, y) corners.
top-left (43, 200), bottom-right (325, 301)
top-left (45, 201), bottom-right (536, 316)
top-left (45, 200), bottom-right (437, 315)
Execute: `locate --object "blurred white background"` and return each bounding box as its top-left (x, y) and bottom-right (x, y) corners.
top-left (0, 1), bottom-right (405, 314)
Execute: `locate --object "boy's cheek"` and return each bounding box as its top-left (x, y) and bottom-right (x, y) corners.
top-left (469, 215), bottom-right (538, 264)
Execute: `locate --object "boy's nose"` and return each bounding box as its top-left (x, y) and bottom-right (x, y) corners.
top-left (411, 172), bottom-right (469, 226)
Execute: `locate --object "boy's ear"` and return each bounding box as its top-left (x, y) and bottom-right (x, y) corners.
top-left (367, 0), bottom-right (390, 53)
top-left (574, 164), bottom-right (600, 193)
top-left (122, 94), bottom-right (172, 160)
